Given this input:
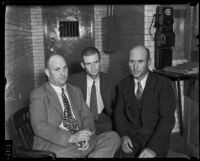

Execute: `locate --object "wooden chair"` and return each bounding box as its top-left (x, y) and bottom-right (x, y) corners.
top-left (12, 106), bottom-right (56, 158)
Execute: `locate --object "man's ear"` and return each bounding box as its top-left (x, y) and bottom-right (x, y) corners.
top-left (44, 68), bottom-right (50, 77)
top-left (148, 58), bottom-right (151, 68)
top-left (81, 62), bottom-right (85, 69)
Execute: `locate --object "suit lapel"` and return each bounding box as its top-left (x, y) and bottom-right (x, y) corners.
top-left (125, 76), bottom-right (139, 123)
top-left (81, 73), bottom-right (87, 101)
top-left (126, 76), bottom-right (138, 107)
top-left (139, 72), bottom-right (156, 106)
top-left (99, 73), bottom-right (106, 106)
top-left (45, 83), bottom-right (63, 119)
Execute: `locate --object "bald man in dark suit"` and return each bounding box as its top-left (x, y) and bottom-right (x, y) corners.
top-left (114, 46), bottom-right (176, 158)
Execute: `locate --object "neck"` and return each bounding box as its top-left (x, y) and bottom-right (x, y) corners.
top-left (135, 71), bottom-right (149, 82)
top-left (49, 81), bottom-right (66, 88)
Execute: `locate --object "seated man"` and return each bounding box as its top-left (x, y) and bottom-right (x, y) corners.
top-left (29, 53), bottom-right (121, 158)
top-left (114, 45), bottom-right (176, 158)
top-left (68, 47), bottom-right (116, 135)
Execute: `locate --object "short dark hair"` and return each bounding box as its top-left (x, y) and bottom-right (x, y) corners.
top-left (45, 53), bottom-right (66, 69)
top-left (81, 47), bottom-right (100, 62)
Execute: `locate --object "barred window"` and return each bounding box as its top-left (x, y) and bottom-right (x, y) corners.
top-left (59, 21), bottom-right (79, 37)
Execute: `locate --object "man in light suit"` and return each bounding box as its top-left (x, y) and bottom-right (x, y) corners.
top-left (114, 45), bottom-right (176, 158)
top-left (29, 53), bottom-right (120, 158)
top-left (68, 47), bottom-right (116, 135)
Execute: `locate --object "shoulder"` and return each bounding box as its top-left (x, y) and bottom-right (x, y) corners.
top-left (100, 72), bottom-right (110, 80)
top-left (66, 83), bottom-right (82, 94)
top-left (100, 72), bottom-right (115, 84)
top-left (150, 72), bottom-right (171, 85)
top-left (69, 72), bottom-right (85, 79)
top-left (118, 75), bottom-right (133, 88)
top-left (68, 72), bottom-right (85, 83)
top-left (148, 72), bottom-right (173, 91)
top-left (30, 83), bottom-right (47, 98)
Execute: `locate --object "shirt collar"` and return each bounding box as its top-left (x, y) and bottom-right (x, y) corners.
top-left (87, 75), bottom-right (100, 83)
top-left (49, 82), bottom-right (66, 94)
top-left (134, 72), bottom-right (149, 89)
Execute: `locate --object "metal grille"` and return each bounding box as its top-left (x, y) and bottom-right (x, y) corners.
top-left (59, 21), bottom-right (79, 37)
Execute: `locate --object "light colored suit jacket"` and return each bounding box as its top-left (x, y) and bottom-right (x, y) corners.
top-left (29, 82), bottom-right (95, 152)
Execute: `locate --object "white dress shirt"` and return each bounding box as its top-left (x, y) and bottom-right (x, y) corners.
top-left (134, 72), bottom-right (149, 95)
top-left (86, 75), bottom-right (104, 114)
top-left (50, 83), bottom-right (76, 131)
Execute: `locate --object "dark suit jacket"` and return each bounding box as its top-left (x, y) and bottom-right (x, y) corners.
top-left (29, 82), bottom-right (95, 154)
top-left (68, 72), bottom-right (115, 134)
top-left (114, 71), bottom-right (176, 157)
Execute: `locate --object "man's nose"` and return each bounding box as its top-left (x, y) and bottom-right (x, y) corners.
top-left (134, 62), bottom-right (138, 70)
top-left (60, 69), bottom-right (65, 75)
top-left (91, 63), bottom-right (96, 70)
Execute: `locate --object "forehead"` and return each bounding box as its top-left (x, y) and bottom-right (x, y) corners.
top-left (49, 55), bottom-right (67, 67)
top-left (83, 53), bottom-right (99, 63)
top-left (129, 47), bottom-right (148, 60)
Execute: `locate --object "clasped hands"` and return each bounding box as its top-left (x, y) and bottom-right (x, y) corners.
top-left (69, 129), bottom-right (93, 151)
top-left (121, 136), bottom-right (156, 158)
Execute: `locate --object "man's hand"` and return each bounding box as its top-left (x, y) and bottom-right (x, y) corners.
top-left (121, 136), bottom-right (133, 153)
top-left (85, 128), bottom-right (94, 136)
top-left (77, 139), bottom-right (89, 151)
top-left (69, 129), bottom-right (91, 144)
top-left (138, 148), bottom-right (156, 158)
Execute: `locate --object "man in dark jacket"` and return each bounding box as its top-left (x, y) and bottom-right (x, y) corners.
top-left (114, 45), bottom-right (176, 158)
top-left (68, 47), bottom-right (116, 135)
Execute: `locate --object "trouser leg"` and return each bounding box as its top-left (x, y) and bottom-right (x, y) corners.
top-left (88, 131), bottom-right (121, 158)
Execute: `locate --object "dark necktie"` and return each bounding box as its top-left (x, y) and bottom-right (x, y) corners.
top-left (90, 80), bottom-right (98, 120)
top-left (136, 81), bottom-right (143, 100)
top-left (61, 88), bottom-right (79, 134)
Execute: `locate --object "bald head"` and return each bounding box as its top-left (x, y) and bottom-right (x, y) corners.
top-left (129, 45), bottom-right (150, 81)
top-left (44, 53), bottom-right (68, 87)
top-left (45, 53), bottom-right (66, 69)
top-left (129, 45), bottom-right (150, 61)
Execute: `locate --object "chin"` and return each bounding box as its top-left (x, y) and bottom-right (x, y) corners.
top-left (89, 73), bottom-right (98, 78)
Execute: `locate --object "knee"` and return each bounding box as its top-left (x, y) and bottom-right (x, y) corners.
top-left (106, 131), bottom-right (121, 145)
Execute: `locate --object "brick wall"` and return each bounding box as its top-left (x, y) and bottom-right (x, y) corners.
top-left (5, 6), bottom-right (34, 140)
top-left (144, 5), bottom-right (189, 133)
top-left (94, 5), bottom-right (109, 73)
top-left (30, 6), bottom-right (45, 88)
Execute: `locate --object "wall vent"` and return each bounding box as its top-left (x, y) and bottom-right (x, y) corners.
top-left (59, 21), bottom-right (79, 37)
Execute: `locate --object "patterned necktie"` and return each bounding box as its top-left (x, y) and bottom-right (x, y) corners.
top-left (61, 88), bottom-right (79, 134)
top-left (136, 81), bottom-right (143, 100)
top-left (90, 80), bottom-right (98, 120)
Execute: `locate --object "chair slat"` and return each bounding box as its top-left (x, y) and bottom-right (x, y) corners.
top-left (18, 128), bottom-right (30, 149)
top-left (13, 107), bottom-right (34, 149)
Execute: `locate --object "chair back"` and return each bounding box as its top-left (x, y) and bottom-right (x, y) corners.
top-left (12, 106), bottom-right (34, 149)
